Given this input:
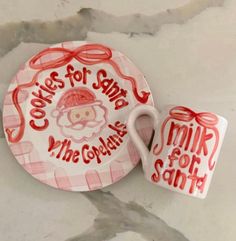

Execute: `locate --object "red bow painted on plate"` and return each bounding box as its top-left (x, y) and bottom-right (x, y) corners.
top-left (153, 106), bottom-right (219, 170)
top-left (6, 43), bottom-right (150, 143)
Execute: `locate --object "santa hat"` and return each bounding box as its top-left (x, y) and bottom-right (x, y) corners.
top-left (52, 87), bottom-right (101, 117)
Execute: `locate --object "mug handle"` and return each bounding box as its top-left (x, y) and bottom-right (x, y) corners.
top-left (127, 105), bottom-right (160, 167)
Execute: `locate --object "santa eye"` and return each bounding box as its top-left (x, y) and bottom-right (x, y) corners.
top-left (85, 111), bottom-right (90, 116)
top-left (75, 113), bottom-right (80, 118)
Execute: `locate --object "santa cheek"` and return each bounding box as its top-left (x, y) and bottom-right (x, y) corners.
top-left (67, 111), bottom-right (80, 124)
top-left (81, 109), bottom-right (96, 122)
top-left (86, 111), bottom-right (96, 121)
top-left (85, 108), bottom-right (96, 121)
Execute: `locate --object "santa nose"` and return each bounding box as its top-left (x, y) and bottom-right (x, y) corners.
top-left (76, 113), bottom-right (81, 119)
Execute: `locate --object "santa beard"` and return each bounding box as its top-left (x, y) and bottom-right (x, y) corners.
top-left (57, 105), bottom-right (107, 143)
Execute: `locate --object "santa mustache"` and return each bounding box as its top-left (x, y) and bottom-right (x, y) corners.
top-left (65, 120), bottom-right (103, 130)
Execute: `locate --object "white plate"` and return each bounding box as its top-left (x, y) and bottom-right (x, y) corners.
top-left (3, 41), bottom-right (154, 191)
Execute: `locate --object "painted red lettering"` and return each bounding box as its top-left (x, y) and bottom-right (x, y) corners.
top-left (29, 119), bottom-right (49, 131)
top-left (167, 122), bottom-right (188, 147)
top-left (173, 169), bottom-right (187, 190)
top-left (168, 147), bottom-right (180, 167)
top-left (151, 159), bottom-right (163, 183)
top-left (197, 127), bottom-right (213, 156)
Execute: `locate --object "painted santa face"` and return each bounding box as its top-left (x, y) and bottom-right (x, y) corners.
top-left (68, 106), bottom-right (96, 125)
top-left (56, 104), bottom-right (107, 143)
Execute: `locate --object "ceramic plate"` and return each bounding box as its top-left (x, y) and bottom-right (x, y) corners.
top-left (3, 41), bottom-right (154, 191)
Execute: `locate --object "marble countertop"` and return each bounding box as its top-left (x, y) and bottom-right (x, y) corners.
top-left (0, 0), bottom-right (235, 241)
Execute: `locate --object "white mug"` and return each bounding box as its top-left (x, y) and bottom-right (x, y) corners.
top-left (127, 105), bottom-right (228, 198)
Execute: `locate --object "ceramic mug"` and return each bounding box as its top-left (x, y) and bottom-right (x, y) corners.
top-left (127, 105), bottom-right (228, 198)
